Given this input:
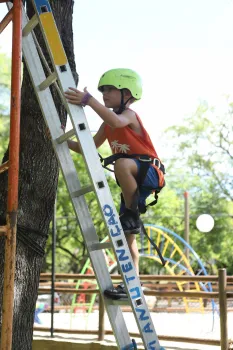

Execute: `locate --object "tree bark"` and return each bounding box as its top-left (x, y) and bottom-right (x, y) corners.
top-left (0, 1), bottom-right (77, 349)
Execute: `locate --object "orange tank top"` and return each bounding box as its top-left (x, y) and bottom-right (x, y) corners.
top-left (104, 112), bottom-right (165, 187)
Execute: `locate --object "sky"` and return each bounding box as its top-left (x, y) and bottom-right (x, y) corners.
top-left (1, 0), bottom-right (233, 155)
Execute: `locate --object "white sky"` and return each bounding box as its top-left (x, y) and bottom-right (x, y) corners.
top-left (1, 0), bottom-right (233, 155)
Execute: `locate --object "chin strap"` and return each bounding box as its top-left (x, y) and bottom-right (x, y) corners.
top-left (115, 90), bottom-right (134, 114)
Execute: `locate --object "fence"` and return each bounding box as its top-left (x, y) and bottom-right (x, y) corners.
top-left (35, 268), bottom-right (233, 350)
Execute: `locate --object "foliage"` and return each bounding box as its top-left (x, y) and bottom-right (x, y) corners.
top-left (0, 52), bottom-right (10, 160)
top-left (166, 100), bottom-right (233, 201)
top-left (2, 48), bottom-right (231, 276)
top-left (164, 100), bottom-right (233, 274)
top-left (0, 51), bottom-right (11, 89)
top-left (0, 114), bottom-right (9, 161)
top-left (44, 100), bottom-right (233, 275)
top-left (0, 51), bottom-right (11, 114)
top-left (45, 140), bottom-right (189, 275)
top-left (44, 141), bottom-right (120, 273)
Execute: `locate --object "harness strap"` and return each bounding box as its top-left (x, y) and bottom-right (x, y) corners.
top-left (99, 153), bottom-right (165, 214)
top-left (136, 159), bottom-right (150, 188)
top-left (99, 153), bottom-right (165, 175)
top-left (99, 153), bottom-right (166, 263)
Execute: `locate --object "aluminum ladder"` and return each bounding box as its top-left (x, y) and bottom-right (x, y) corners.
top-left (6, 1), bottom-right (165, 349)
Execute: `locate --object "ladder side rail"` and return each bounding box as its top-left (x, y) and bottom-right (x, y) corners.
top-left (20, 8), bottom-right (131, 348)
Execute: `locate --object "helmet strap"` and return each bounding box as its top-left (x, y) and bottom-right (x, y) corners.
top-left (115, 90), bottom-right (134, 115)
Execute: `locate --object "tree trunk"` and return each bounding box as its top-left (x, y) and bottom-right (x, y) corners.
top-left (0, 1), bottom-right (77, 349)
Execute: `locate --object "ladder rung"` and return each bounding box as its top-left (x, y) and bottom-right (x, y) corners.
top-left (22, 14), bottom-right (38, 36)
top-left (38, 72), bottom-right (57, 91)
top-left (105, 298), bottom-right (130, 306)
top-left (106, 294), bottom-right (145, 307)
top-left (55, 129), bottom-right (75, 144)
top-left (0, 161), bottom-right (9, 174)
top-left (89, 242), bottom-right (112, 251)
top-left (71, 185), bottom-right (94, 198)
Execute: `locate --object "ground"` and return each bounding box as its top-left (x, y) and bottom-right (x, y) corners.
top-left (33, 310), bottom-right (233, 349)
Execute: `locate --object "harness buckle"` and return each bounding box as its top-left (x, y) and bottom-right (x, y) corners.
top-left (138, 156), bottom-right (161, 169)
top-left (138, 155), bottom-right (152, 163)
top-left (152, 158), bottom-right (161, 168)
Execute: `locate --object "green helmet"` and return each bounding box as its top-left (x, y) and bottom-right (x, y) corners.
top-left (98, 68), bottom-right (142, 100)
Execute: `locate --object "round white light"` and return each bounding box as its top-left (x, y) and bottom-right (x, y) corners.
top-left (196, 214), bottom-right (214, 233)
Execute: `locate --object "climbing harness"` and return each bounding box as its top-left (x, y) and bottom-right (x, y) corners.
top-left (99, 153), bottom-right (166, 266)
top-left (99, 152), bottom-right (165, 213)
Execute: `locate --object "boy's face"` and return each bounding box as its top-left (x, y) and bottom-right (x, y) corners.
top-left (101, 85), bottom-right (122, 109)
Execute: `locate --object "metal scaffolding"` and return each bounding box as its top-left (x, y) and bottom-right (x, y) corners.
top-left (0, 0), bottom-right (22, 349)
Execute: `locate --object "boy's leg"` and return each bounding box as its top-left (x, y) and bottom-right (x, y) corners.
top-left (114, 158), bottom-right (138, 208)
top-left (103, 159), bottom-right (141, 300)
top-left (104, 161), bottom-right (159, 299)
top-left (115, 158), bottom-right (140, 271)
top-left (115, 158), bottom-right (141, 234)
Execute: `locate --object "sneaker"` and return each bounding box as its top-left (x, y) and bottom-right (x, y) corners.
top-left (120, 208), bottom-right (141, 234)
top-left (104, 283), bottom-right (144, 300)
top-left (104, 283), bottom-right (128, 300)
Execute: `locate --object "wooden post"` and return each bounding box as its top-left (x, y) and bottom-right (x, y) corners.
top-left (51, 197), bottom-right (57, 338)
top-left (98, 293), bottom-right (105, 341)
top-left (184, 192), bottom-right (190, 291)
top-left (218, 269), bottom-right (228, 350)
top-left (184, 191), bottom-right (190, 261)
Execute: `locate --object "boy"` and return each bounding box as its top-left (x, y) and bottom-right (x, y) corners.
top-left (64, 68), bottom-right (165, 299)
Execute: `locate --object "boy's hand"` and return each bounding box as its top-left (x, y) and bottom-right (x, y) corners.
top-left (64, 87), bottom-right (90, 105)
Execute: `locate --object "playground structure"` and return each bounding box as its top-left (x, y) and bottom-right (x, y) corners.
top-left (70, 225), bottom-right (218, 322)
top-left (143, 225), bottom-right (217, 314)
top-left (36, 223), bottom-right (232, 349)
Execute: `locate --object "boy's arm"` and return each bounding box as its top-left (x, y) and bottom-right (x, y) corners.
top-left (88, 97), bottom-right (134, 128)
top-left (67, 139), bottom-right (81, 153)
top-left (93, 122), bottom-right (107, 148)
top-left (64, 87), bottom-right (134, 128)
top-left (67, 122), bottom-right (106, 153)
